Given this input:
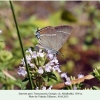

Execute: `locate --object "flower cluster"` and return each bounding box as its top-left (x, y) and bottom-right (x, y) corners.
top-left (17, 47), bottom-right (62, 89)
top-left (18, 48), bottom-right (61, 77)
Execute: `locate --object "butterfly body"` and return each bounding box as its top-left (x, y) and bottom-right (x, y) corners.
top-left (36, 25), bottom-right (72, 54)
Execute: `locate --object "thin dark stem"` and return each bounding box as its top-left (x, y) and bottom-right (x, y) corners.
top-left (9, 1), bottom-right (33, 89)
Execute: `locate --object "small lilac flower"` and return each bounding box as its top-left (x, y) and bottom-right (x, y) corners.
top-left (57, 68), bottom-right (61, 73)
top-left (26, 48), bottom-right (38, 59)
top-left (53, 65), bottom-right (61, 73)
top-left (78, 74), bottom-right (84, 79)
top-left (42, 86), bottom-right (46, 90)
top-left (65, 81), bottom-right (71, 85)
top-left (0, 30), bottom-right (2, 34)
top-left (65, 77), bottom-right (71, 85)
top-left (39, 49), bottom-right (42, 52)
top-left (45, 64), bottom-right (52, 72)
top-left (47, 53), bottom-right (54, 60)
top-left (49, 61), bottom-right (54, 66)
top-left (38, 67), bottom-right (44, 74)
top-left (26, 48), bottom-right (32, 55)
top-left (66, 77), bottom-right (71, 82)
top-left (47, 50), bottom-right (52, 54)
top-left (51, 57), bottom-right (59, 64)
top-left (21, 55), bottom-right (32, 66)
top-left (21, 58), bottom-right (25, 66)
top-left (36, 49), bottom-right (44, 57)
top-left (37, 52), bottom-right (44, 57)
top-left (61, 73), bottom-right (68, 79)
top-left (29, 63), bottom-right (35, 68)
top-left (26, 55), bottom-right (31, 62)
top-left (47, 85), bottom-right (53, 90)
top-left (73, 86), bottom-right (77, 90)
top-left (36, 87), bottom-right (39, 90)
top-left (17, 66), bottom-right (27, 76)
top-left (32, 51), bottom-right (37, 58)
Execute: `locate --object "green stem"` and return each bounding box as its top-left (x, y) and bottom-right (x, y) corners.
top-left (39, 76), bottom-right (41, 89)
top-left (9, 1), bottom-right (33, 89)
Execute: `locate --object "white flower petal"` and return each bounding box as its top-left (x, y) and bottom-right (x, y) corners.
top-left (47, 85), bottom-right (53, 90)
top-left (61, 73), bottom-right (67, 79)
top-left (65, 77), bottom-right (71, 85)
top-left (38, 52), bottom-right (44, 57)
top-left (36, 87), bottom-right (39, 90)
top-left (32, 51), bottom-right (37, 58)
top-left (29, 63), bottom-right (35, 68)
top-left (47, 53), bottom-right (54, 60)
top-left (42, 86), bottom-right (46, 90)
top-left (38, 67), bottom-right (44, 74)
top-left (65, 81), bottom-right (71, 86)
top-left (45, 64), bottom-right (52, 72)
top-left (78, 74), bottom-right (84, 78)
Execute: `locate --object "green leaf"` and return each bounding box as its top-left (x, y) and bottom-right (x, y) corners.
top-left (13, 79), bottom-right (22, 88)
top-left (92, 86), bottom-right (100, 90)
top-left (0, 50), bottom-right (13, 62)
top-left (47, 72), bottom-right (58, 82)
top-left (61, 9), bottom-right (77, 22)
top-left (0, 70), bottom-right (5, 79)
top-left (21, 78), bottom-right (29, 90)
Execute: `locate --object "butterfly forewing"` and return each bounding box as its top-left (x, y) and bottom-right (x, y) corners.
top-left (54, 25), bottom-right (72, 33)
top-left (37, 26), bottom-right (54, 34)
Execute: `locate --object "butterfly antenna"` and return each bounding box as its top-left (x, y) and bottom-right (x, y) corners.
top-left (57, 51), bottom-right (67, 65)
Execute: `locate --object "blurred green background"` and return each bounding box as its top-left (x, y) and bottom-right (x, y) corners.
top-left (0, 1), bottom-right (100, 89)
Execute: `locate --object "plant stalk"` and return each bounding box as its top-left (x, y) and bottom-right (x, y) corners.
top-left (9, 1), bottom-right (33, 89)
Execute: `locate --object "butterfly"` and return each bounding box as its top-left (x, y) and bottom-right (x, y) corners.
top-left (36, 25), bottom-right (72, 54)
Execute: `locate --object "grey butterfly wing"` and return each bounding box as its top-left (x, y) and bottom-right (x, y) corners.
top-left (37, 25), bottom-right (72, 53)
top-left (53, 25), bottom-right (72, 51)
top-left (38, 26), bottom-right (57, 53)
